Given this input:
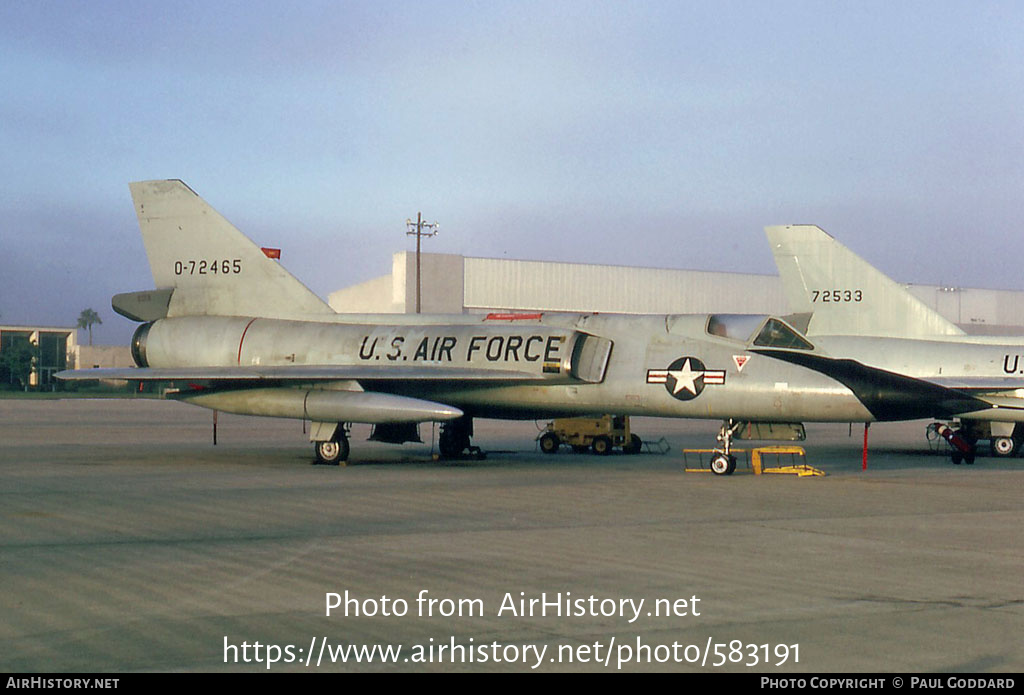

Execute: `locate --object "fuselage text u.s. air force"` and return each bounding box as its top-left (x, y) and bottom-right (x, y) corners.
top-left (358, 334), bottom-right (566, 364)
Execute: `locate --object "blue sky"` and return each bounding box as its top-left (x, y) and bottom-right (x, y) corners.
top-left (2, 1), bottom-right (1023, 343)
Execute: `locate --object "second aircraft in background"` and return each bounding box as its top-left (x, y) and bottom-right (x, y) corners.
top-left (767, 224), bottom-right (1024, 462)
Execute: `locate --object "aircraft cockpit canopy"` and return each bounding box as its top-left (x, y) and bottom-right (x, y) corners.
top-left (706, 314), bottom-right (814, 350)
top-left (706, 314), bottom-right (765, 341)
top-left (752, 318), bottom-right (814, 350)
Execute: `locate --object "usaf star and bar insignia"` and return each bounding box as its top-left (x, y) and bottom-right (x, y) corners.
top-left (647, 357), bottom-right (727, 401)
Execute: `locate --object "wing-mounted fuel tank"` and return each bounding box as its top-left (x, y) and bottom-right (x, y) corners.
top-left (174, 386), bottom-right (464, 424)
top-left (130, 316), bottom-right (613, 383)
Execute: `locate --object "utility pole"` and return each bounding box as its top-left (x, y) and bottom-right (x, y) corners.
top-left (405, 212), bottom-right (439, 314)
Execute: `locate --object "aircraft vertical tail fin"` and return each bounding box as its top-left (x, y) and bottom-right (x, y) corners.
top-left (129, 180), bottom-right (335, 319)
top-left (765, 225), bottom-right (964, 337)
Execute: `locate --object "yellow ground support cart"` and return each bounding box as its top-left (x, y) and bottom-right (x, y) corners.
top-left (538, 415), bottom-right (643, 455)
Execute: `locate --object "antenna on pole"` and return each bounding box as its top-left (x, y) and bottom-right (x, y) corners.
top-left (405, 212), bottom-right (439, 314)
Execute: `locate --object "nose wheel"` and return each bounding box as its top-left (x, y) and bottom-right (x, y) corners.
top-left (710, 453), bottom-right (736, 475)
top-left (711, 420), bottom-right (740, 475)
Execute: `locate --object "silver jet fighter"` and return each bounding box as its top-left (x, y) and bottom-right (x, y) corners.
top-left (767, 224), bottom-right (1024, 463)
top-left (57, 180), bottom-right (951, 471)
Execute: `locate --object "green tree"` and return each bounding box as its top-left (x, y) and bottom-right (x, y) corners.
top-left (77, 308), bottom-right (102, 346)
top-left (0, 338), bottom-right (35, 390)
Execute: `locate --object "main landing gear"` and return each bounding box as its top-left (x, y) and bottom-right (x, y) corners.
top-left (991, 435), bottom-right (1018, 457)
top-left (439, 416), bottom-right (479, 460)
top-left (314, 424), bottom-right (350, 465)
top-left (312, 419), bottom-right (481, 465)
top-left (929, 421), bottom-right (1024, 464)
top-left (710, 419), bottom-right (741, 475)
top-left (987, 422), bottom-right (1023, 458)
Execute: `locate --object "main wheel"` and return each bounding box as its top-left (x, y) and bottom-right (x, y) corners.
top-left (710, 454), bottom-right (736, 475)
top-left (314, 436), bottom-right (349, 466)
top-left (439, 417), bottom-right (473, 460)
top-left (539, 432), bottom-right (560, 454)
top-left (992, 436), bottom-right (1016, 457)
top-left (591, 435), bottom-right (612, 456)
top-left (439, 430), bottom-right (470, 459)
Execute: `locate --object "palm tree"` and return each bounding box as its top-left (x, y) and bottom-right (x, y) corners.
top-left (77, 308), bottom-right (102, 346)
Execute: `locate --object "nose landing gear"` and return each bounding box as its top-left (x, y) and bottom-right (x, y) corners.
top-left (710, 420), bottom-right (741, 475)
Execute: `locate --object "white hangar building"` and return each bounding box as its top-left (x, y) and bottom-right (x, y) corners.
top-left (329, 252), bottom-right (1024, 335)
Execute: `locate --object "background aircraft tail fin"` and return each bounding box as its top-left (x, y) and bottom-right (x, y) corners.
top-left (765, 224), bottom-right (964, 337)
top-left (129, 180), bottom-right (335, 319)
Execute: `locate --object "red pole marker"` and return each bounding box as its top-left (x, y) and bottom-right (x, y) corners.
top-left (862, 423), bottom-right (869, 471)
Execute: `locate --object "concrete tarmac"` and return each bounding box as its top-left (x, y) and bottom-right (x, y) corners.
top-left (1, 398), bottom-right (1021, 673)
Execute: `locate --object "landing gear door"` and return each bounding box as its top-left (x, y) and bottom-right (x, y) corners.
top-left (570, 333), bottom-right (613, 383)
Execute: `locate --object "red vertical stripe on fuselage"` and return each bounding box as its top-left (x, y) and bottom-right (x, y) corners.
top-left (237, 318), bottom-right (258, 365)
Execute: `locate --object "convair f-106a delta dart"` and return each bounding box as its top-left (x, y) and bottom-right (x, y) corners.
top-left (57, 181), bottom-right (1024, 471)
